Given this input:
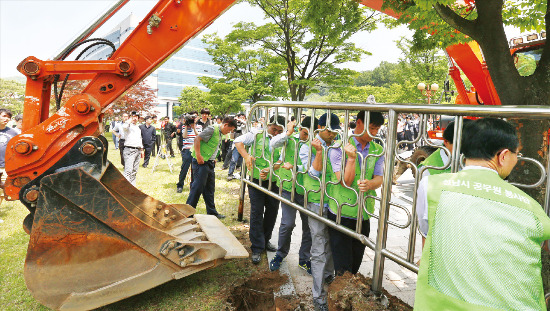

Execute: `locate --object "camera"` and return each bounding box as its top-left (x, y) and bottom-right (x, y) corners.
top-left (184, 115), bottom-right (196, 126)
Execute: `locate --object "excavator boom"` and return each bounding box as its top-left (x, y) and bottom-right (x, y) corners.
top-left (9, 1), bottom-right (247, 310)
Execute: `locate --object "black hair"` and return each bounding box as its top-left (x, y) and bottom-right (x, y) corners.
top-left (200, 108), bottom-right (211, 115)
top-left (462, 118), bottom-right (518, 160)
top-left (223, 116), bottom-right (238, 128)
top-left (14, 114), bottom-right (23, 122)
top-left (348, 121), bottom-right (356, 129)
top-left (189, 110), bottom-right (198, 115)
top-left (269, 115), bottom-right (286, 126)
top-left (443, 119), bottom-right (472, 143)
top-left (301, 116), bottom-right (318, 129)
top-left (356, 111), bottom-right (384, 127)
top-left (144, 116), bottom-right (151, 121)
top-left (0, 108), bottom-right (12, 118)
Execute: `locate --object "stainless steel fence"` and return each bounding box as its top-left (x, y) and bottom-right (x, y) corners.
top-left (237, 101), bottom-right (550, 297)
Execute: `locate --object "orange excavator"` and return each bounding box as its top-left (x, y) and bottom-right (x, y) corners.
top-left (7, 0), bottom-right (545, 310)
top-left (9, 1), bottom-right (246, 310)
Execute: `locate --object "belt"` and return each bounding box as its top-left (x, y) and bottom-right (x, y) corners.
top-left (125, 146), bottom-right (141, 150)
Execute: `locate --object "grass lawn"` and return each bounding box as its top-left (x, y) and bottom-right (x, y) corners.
top-left (0, 134), bottom-right (255, 311)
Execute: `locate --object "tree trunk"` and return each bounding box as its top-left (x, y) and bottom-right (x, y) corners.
top-left (509, 119), bottom-right (550, 296)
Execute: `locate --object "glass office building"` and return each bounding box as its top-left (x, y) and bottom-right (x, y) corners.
top-left (83, 14), bottom-right (222, 119)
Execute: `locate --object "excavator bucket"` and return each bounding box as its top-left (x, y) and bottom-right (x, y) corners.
top-left (21, 137), bottom-right (248, 311)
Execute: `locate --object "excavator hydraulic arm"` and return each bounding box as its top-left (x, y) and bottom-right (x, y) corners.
top-left (7, 1), bottom-right (246, 310)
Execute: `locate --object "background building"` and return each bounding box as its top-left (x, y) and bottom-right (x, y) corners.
top-left (83, 14), bottom-right (223, 119)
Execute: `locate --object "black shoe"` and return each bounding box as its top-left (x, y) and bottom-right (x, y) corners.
top-left (251, 252), bottom-right (261, 264)
top-left (142, 164), bottom-right (147, 168)
top-left (176, 187), bottom-right (183, 193)
top-left (171, 155), bottom-right (175, 158)
top-left (265, 242), bottom-right (276, 252)
top-left (325, 274), bottom-right (335, 285)
top-left (215, 214), bottom-right (226, 219)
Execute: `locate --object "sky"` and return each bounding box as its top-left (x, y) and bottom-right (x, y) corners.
top-left (0, 0), bottom-right (413, 79)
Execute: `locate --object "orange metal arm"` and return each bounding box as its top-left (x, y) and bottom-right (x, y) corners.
top-left (6, 0), bottom-right (237, 200)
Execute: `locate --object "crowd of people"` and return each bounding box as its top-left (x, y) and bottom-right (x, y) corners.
top-left (2, 105), bottom-right (545, 310)
top-left (105, 108), bottom-right (550, 311)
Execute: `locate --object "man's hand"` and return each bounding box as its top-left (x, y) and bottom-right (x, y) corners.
top-left (358, 179), bottom-right (373, 192)
top-left (283, 162), bottom-right (293, 170)
top-left (260, 168), bottom-right (269, 180)
top-left (245, 155), bottom-right (254, 171)
top-left (196, 154), bottom-right (205, 165)
top-left (344, 143), bottom-right (357, 160)
top-left (312, 138), bottom-right (323, 152)
top-left (286, 120), bottom-right (296, 136)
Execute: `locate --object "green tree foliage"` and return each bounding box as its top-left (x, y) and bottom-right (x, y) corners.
top-left (239, 0), bottom-right (382, 101)
top-left (0, 79), bottom-right (25, 114)
top-left (355, 61), bottom-right (399, 87)
top-left (177, 86), bottom-right (209, 116)
top-left (382, 0), bottom-right (549, 107)
top-left (335, 38), bottom-right (449, 104)
top-left (200, 32), bottom-right (287, 109)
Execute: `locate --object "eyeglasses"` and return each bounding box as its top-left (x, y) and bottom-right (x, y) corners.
top-left (512, 151), bottom-right (523, 158)
top-left (497, 149), bottom-right (523, 158)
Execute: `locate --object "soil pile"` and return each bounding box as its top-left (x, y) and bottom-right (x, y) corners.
top-left (227, 271), bottom-right (301, 311)
top-left (328, 272), bottom-right (412, 311)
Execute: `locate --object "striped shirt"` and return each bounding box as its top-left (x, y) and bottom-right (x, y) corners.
top-left (182, 125), bottom-right (199, 150)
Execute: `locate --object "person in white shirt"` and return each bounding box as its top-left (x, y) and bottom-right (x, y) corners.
top-left (122, 111), bottom-right (143, 186)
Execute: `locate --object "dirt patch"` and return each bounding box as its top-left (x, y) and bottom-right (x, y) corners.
top-left (227, 271), bottom-right (290, 311)
top-left (328, 272), bottom-right (412, 311)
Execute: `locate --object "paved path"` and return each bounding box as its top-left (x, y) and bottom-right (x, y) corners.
top-left (267, 167), bottom-right (421, 306)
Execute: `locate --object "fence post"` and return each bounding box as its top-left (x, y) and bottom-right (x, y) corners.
top-left (371, 109), bottom-right (398, 294)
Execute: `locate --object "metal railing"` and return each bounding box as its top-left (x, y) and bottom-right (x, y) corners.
top-left (237, 101), bottom-right (550, 297)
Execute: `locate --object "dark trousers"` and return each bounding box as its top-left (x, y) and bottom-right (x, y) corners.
top-left (404, 130), bottom-right (414, 150)
top-left (165, 137), bottom-right (174, 157)
top-left (153, 135), bottom-right (160, 156)
top-left (327, 211), bottom-right (370, 275)
top-left (220, 140), bottom-right (230, 166)
top-left (177, 140), bottom-right (183, 155)
top-left (142, 144), bottom-right (153, 167)
top-left (185, 159), bottom-right (218, 215)
top-left (177, 149), bottom-right (193, 188)
top-left (248, 178), bottom-right (280, 254)
top-left (119, 139), bottom-right (126, 167)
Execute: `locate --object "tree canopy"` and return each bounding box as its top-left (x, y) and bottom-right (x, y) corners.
top-left (238, 0), bottom-right (382, 101)
top-left (383, 0), bottom-right (549, 106)
top-left (0, 79), bottom-right (25, 114)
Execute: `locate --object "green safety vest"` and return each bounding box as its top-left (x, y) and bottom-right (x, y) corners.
top-left (328, 140), bottom-right (383, 219)
top-left (419, 149), bottom-right (451, 175)
top-left (276, 135), bottom-right (305, 195)
top-left (192, 125), bottom-right (220, 161)
top-left (251, 133), bottom-right (280, 181)
top-left (303, 142), bottom-right (335, 204)
top-left (415, 168), bottom-right (550, 311)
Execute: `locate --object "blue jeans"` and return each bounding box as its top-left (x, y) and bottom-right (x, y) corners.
top-left (112, 133), bottom-right (119, 149)
top-left (228, 147), bottom-right (243, 175)
top-left (277, 190), bottom-right (311, 262)
top-left (176, 149), bottom-right (193, 188)
top-left (185, 159), bottom-right (218, 216)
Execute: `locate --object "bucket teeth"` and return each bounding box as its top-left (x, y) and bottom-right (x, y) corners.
top-left (23, 161), bottom-right (247, 311)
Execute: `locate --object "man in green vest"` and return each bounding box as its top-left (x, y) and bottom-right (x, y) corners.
top-left (418, 119), bottom-right (471, 179)
top-left (415, 118), bottom-right (550, 310)
top-left (300, 112), bottom-right (340, 311)
top-left (235, 115), bottom-right (285, 264)
top-left (326, 111), bottom-right (385, 276)
top-left (268, 116), bottom-right (318, 274)
top-left (185, 117), bottom-right (237, 219)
